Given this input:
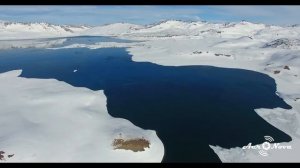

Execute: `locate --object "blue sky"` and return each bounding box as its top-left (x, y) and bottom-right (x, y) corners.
top-left (0, 5), bottom-right (300, 26)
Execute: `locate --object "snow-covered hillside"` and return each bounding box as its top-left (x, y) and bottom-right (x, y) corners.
top-left (80, 23), bottom-right (144, 36)
top-left (263, 38), bottom-right (300, 49)
top-left (0, 21), bottom-right (90, 40)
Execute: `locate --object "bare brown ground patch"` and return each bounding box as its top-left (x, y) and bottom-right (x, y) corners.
top-left (112, 137), bottom-right (150, 152)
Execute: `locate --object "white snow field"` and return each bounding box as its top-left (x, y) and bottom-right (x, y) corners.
top-left (0, 70), bottom-right (164, 162)
top-left (1, 20), bottom-right (300, 162)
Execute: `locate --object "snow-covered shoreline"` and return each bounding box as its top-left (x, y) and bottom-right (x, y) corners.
top-left (47, 36), bottom-right (300, 162)
top-left (1, 19), bottom-right (300, 162)
top-left (0, 38), bottom-right (67, 50)
top-left (0, 70), bottom-right (164, 162)
top-left (48, 42), bottom-right (145, 50)
top-left (123, 38), bottom-right (300, 162)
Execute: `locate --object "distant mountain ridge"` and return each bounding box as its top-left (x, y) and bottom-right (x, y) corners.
top-left (1, 20), bottom-right (300, 43)
top-left (0, 20), bottom-right (91, 40)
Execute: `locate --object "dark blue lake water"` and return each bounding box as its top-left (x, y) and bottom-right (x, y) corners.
top-left (0, 37), bottom-right (292, 162)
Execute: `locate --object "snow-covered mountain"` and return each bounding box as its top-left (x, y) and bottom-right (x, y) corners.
top-left (1, 20), bottom-right (300, 42)
top-left (2, 19), bottom-right (300, 51)
top-left (78, 20), bottom-right (299, 41)
top-left (0, 21), bottom-right (90, 40)
top-left (124, 20), bottom-right (223, 37)
top-left (80, 22), bottom-right (144, 36)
